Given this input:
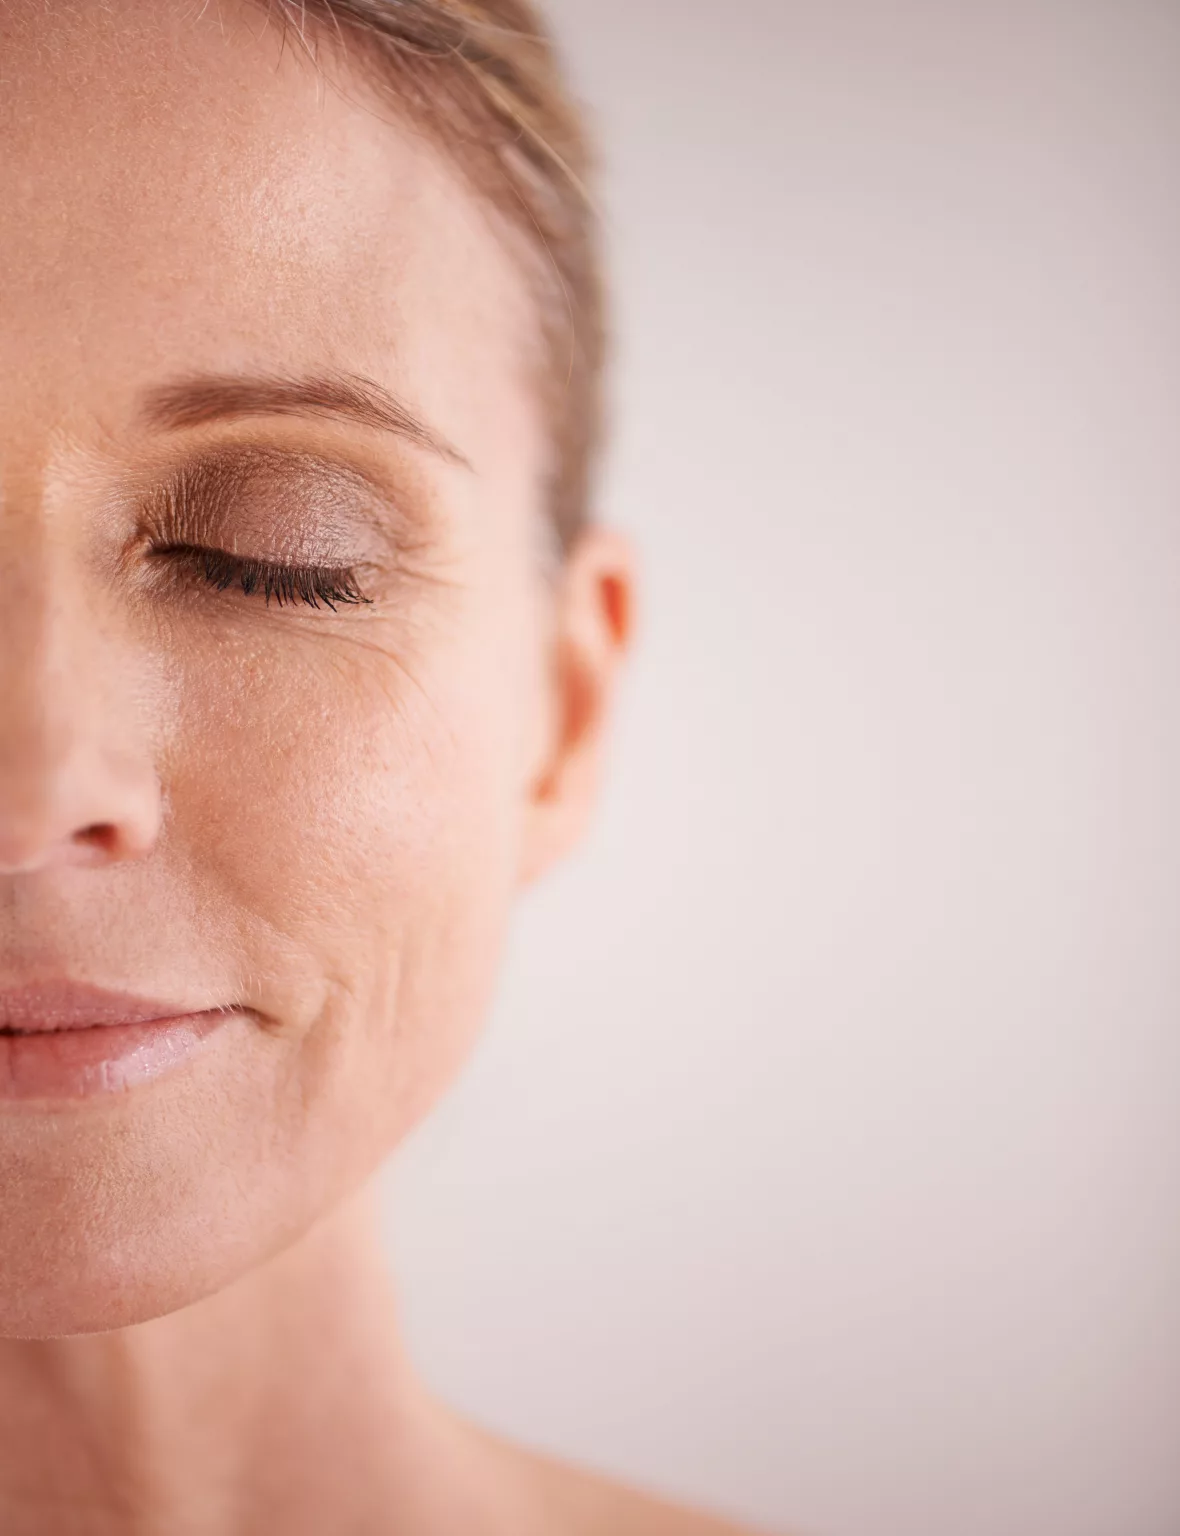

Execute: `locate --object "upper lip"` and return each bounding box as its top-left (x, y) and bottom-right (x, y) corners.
top-left (0, 982), bottom-right (211, 1034)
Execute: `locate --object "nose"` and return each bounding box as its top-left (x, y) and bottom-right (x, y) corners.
top-left (0, 558), bottom-right (162, 876)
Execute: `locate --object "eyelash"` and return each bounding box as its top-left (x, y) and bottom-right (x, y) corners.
top-left (157, 544), bottom-right (372, 611)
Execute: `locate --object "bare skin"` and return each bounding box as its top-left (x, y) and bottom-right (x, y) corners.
top-left (0, 1), bottom-right (764, 1532)
top-left (0, 1189), bottom-right (756, 1534)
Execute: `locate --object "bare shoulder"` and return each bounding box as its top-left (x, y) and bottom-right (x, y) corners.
top-left (483, 1430), bottom-right (772, 1536)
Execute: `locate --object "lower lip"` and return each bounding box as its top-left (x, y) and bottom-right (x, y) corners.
top-left (0, 1013), bottom-right (230, 1101)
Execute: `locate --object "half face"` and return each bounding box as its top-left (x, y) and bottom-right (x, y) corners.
top-left (0, 0), bottom-right (626, 1336)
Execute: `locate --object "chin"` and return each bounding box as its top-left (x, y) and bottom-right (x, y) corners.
top-left (0, 1064), bottom-right (338, 1339)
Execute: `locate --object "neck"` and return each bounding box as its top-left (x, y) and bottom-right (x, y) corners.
top-left (0, 1185), bottom-right (466, 1536)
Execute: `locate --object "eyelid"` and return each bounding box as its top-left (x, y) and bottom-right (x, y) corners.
top-left (175, 439), bottom-right (417, 540)
top-left (127, 438), bottom-right (440, 610)
top-left (141, 442), bottom-right (409, 554)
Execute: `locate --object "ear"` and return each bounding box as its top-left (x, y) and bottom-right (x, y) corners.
top-left (518, 525), bottom-right (636, 886)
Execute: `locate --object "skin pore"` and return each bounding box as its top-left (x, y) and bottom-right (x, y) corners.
top-left (0, 2), bottom-right (760, 1532)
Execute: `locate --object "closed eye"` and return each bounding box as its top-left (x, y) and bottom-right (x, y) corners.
top-left (155, 544), bottom-right (372, 611)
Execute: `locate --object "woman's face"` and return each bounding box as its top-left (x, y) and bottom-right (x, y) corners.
top-left (0, 1), bottom-right (627, 1335)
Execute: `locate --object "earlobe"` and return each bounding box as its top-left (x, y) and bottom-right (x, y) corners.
top-left (518, 525), bottom-right (636, 887)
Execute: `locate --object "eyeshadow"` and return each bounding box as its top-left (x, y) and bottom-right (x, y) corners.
top-left (145, 445), bottom-right (396, 566)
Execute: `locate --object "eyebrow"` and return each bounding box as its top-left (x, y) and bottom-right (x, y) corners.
top-left (140, 372), bottom-right (472, 469)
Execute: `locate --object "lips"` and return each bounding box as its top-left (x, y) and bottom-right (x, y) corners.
top-left (0, 980), bottom-right (208, 1034)
top-left (0, 981), bottom-right (236, 1101)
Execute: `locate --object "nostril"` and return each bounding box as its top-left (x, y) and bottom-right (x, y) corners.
top-left (76, 824), bottom-right (120, 853)
top-left (67, 824), bottom-right (126, 865)
top-left (0, 751), bottom-right (163, 872)
top-left (72, 806), bottom-right (160, 863)
top-left (0, 814), bottom-right (157, 875)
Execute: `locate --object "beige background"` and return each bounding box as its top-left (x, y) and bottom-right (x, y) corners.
top-left (381, 4), bottom-right (1180, 1534)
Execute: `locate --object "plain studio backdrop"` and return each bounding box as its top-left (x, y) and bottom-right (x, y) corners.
top-left (379, 5), bottom-right (1180, 1535)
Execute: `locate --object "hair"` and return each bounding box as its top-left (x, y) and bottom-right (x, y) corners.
top-left (263, 0), bottom-right (603, 555)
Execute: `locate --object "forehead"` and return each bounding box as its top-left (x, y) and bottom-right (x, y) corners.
top-left (0, 0), bottom-right (537, 462)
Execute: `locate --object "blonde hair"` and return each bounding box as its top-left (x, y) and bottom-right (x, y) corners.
top-left (267, 0), bottom-right (603, 553)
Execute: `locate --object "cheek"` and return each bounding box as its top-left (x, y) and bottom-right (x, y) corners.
top-left (164, 604), bottom-right (527, 1140)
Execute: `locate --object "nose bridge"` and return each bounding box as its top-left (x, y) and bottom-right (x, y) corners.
top-left (0, 467), bottom-right (162, 873)
top-left (0, 532), bottom-right (103, 765)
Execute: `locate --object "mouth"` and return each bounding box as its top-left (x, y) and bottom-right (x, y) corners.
top-left (0, 982), bottom-right (239, 1102)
